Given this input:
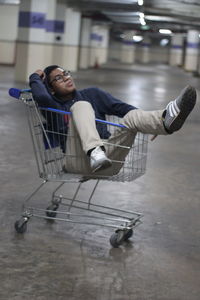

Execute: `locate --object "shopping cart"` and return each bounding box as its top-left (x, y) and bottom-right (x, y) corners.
top-left (9, 88), bottom-right (148, 247)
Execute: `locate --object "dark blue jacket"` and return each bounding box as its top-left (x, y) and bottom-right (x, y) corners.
top-left (29, 73), bottom-right (137, 149)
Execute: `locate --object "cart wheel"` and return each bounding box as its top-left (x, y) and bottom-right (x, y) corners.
top-left (14, 218), bottom-right (28, 234)
top-left (124, 229), bottom-right (133, 241)
top-left (46, 204), bottom-right (59, 218)
top-left (110, 230), bottom-right (125, 248)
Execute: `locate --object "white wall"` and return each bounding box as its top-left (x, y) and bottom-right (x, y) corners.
top-left (79, 18), bottom-right (92, 69)
top-left (150, 46), bottom-right (170, 63)
top-left (108, 40), bottom-right (121, 61)
top-left (0, 4), bottom-right (19, 64)
top-left (89, 24), bottom-right (109, 67)
top-left (108, 38), bottom-right (170, 64)
top-left (60, 7), bottom-right (81, 71)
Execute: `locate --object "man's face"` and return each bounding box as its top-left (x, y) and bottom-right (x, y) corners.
top-left (49, 67), bottom-right (76, 96)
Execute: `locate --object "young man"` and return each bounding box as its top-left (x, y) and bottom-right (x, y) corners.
top-left (29, 65), bottom-right (196, 173)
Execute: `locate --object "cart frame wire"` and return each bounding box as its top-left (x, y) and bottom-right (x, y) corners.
top-left (12, 90), bottom-right (148, 247)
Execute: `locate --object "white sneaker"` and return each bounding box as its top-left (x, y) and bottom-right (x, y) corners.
top-left (90, 146), bottom-right (112, 173)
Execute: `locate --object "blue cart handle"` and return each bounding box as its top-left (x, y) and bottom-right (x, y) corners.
top-left (40, 107), bottom-right (126, 128)
top-left (9, 88), bottom-right (31, 99)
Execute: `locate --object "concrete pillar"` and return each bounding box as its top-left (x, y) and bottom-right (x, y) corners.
top-left (44, 0), bottom-right (60, 67)
top-left (120, 31), bottom-right (136, 64)
top-left (107, 39), bottom-right (121, 62)
top-left (55, 6), bottom-right (81, 71)
top-left (140, 37), bottom-right (151, 63)
top-left (79, 17), bottom-right (92, 69)
top-left (184, 30), bottom-right (199, 72)
top-left (15, 0), bottom-right (49, 81)
top-left (89, 24), bottom-right (110, 67)
top-left (0, 4), bottom-right (19, 64)
top-left (169, 34), bottom-right (184, 66)
top-left (15, 0), bottom-right (81, 81)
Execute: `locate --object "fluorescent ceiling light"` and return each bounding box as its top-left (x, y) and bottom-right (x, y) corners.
top-left (92, 0), bottom-right (138, 3)
top-left (159, 29), bottom-right (172, 34)
top-left (133, 35), bottom-right (143, 42)
top-left (0, 0), bottom-right (20, 3)
top-left (160, 39), bottom-right (169, 46)
top-left (140, 19), bottom-right (146, 25)
top-left (139, 12), bottom-right (144, 18)
top-left (138, 0), bottom-right (143, 5)
top-left (102, 11), bottom-right (140, 17)
top-left (139, 12), bottom-right (146, 26)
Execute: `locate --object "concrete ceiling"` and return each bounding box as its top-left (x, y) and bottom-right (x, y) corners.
top-left (67, 0), bottom-right (200, 34)
top-left (1, 0), bottom-right (200, 36)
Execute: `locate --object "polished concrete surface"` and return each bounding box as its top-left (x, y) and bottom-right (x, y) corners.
top-left (0, 63), bottom-right (200, 300)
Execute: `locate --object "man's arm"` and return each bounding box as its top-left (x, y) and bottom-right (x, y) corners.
top-left (29, 70), bottom-right (57, 108)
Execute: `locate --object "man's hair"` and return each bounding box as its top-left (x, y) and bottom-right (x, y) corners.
top-left (44, 65), bottom-right (60, 86)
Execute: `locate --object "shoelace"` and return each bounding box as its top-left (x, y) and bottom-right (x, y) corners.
top-left (151, 134), bottom-right (158, 141)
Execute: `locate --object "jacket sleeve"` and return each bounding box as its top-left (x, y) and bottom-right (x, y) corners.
top-left (29, 73), bottom-right (58, 108)
top-left (93, 88), bottom-right (137, 118)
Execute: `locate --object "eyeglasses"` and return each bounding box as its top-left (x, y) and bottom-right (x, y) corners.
top-left (50, 70), bottom-right (71, 84)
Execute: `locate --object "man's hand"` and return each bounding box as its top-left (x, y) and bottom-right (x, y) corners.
top-left (34, 69), bottom-right (46, 81)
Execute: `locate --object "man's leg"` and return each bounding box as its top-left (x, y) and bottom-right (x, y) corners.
top-left (102, 109), bottom-right (165, 168)
top-left (103, 110), bottom-right (165, 170)
top-left (66, 101), bottom-right (111, 173)
top-left (69, 102), bottom-right (135, 176)
top-left (103, 85), bottom-right (197, 175)
top-left (102, 126), bottom-right (136, 176)
top-left (65, 87), bottom-right (196, 175)
top-left (122, 85), bottom-right (196, 135)
top-left (121, 109), bottom-right (166, 135)
top-left (70, 101), bottom-right (103, 152)
top-left (64, 116), bottom-right (91, 174)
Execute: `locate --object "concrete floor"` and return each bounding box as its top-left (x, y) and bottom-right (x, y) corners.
top-left (0, 63), bottom-right (200, 300)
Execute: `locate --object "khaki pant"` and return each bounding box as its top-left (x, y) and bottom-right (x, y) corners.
top-left (65, 101), bottom-right (167, 175)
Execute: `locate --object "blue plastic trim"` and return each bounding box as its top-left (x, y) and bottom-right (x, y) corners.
top-left (40, 107), bottom-right (126, 128)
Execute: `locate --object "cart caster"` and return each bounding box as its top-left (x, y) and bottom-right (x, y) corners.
top-left (123, 229), bottom-right (133, 241)
top-left (14, 218), bottom-right (28, 234)
top-left (46, 204), bottom-right (59, 218)
top-left (110, 230), bottom-right (125, 248)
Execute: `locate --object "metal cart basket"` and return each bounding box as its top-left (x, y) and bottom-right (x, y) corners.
top-left (10, 89), bottom-right (148, 247)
